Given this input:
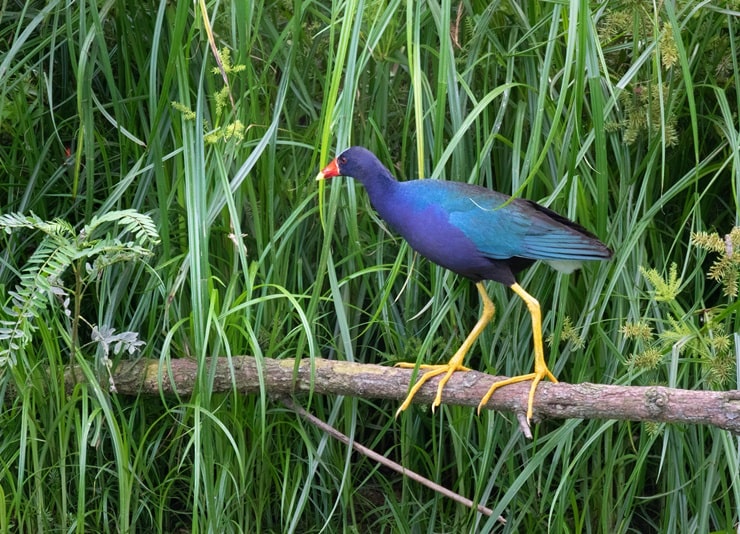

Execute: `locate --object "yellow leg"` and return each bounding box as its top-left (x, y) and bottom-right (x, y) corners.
top-left (477, 282), bottom-right (558, 422)
top-left (395, 281), bottom-right (494, 416)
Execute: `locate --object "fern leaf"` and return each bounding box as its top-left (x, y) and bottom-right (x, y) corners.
top-left (86, 209), bottom-right (160, 247)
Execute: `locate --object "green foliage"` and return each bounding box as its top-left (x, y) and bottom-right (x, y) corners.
top-left (639, 263), bottom-right (682, 302)
top-left (1, 0), bottom-right (739, 532)
top-left (546, 316), bottom-right (585, 350)
top-left (693, 227), bottom-right (740, 298)
top-left (624, 257), bottom-right (737, 390)
top-left (0, 210), bottom-right (158, 366)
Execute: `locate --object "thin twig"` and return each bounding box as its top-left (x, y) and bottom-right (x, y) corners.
top-left (280, 396), bottom-right (505, 523)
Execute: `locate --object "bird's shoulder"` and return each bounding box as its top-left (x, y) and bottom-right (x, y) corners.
top-left (395, 179), bottom-right (512, 212)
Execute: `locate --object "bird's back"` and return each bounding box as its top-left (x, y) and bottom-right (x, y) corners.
top-left (374, 179), bottom-right (611, 282)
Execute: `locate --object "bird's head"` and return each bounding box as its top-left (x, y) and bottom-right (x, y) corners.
top-left (315, 146), bottom-right (387, 183)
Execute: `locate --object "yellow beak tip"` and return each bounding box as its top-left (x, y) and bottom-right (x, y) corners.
top-left (315, 171), bottom-right (326, 181)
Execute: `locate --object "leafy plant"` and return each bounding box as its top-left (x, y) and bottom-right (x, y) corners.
top-left (692, 227), bottom-right (740, 298)
top-left (624, 233), bottom-right (738, 390)
top-left (0, 209), bottom-right (159, 366)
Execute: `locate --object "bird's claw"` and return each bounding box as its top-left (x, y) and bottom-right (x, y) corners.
top-left (476, 367), bottom-right (558, 422)
top-left (395, 362), bottom-right (472, 416)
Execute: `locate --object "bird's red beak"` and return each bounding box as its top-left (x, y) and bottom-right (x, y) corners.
top-left (315, 157), bottom-right (340, 181)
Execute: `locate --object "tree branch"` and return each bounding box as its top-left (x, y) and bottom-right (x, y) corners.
top-left (91, 356), bottom-right (740, 434)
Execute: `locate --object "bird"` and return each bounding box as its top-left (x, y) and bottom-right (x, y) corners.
top-left (316, 146), bottom-right (612, 422)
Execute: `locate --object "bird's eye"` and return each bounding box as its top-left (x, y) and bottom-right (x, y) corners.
top-left (338, 156), bottom-right (347, 165)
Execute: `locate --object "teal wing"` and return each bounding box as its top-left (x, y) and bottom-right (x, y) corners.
top-left (439, 184), bottom-right (611, 262)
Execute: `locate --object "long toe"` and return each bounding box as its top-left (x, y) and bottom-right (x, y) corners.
top-left (477, 373), bottom-right (536, 415)
top-left (396, 363), bottom-right (471, 415)
top-left (477, 368), bottom-right (558, 420)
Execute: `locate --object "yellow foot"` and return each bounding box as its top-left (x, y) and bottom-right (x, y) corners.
top-left (395, 361), bottom-right (471, 416)
top-left (477, 366), bottom-right (558, 422)
top-left (395, 282), bottom-right (494, 417)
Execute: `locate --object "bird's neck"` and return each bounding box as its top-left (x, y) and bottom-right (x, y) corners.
top-left (356, 168), bottom-right (399, 208)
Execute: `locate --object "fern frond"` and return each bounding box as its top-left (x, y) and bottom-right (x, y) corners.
top-left (0, 209), bottom-right (159, 366)
top-left (83, 242), bottom-right (155, 281)
top-left (0, 212), bottom-right (75, 240)
top-left (86, 209), bottom-right (160, 247)
top-left (0, 238), bottom-right (78, 363)
top-left (0, 211), bottom-right (43, 231)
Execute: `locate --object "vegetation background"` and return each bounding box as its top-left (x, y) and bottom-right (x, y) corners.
top-left (1, 0), bottom-right (739, 531)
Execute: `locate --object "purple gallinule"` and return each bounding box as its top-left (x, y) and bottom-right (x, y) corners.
top-left (317, 146), bottom-right (612, 422)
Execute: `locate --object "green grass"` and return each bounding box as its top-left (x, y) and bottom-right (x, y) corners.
top-left (1, 0), bottom-right (739, 531)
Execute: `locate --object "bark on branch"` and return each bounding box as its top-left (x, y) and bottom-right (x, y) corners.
top-left (93, 356), bottom-right (740, 434)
